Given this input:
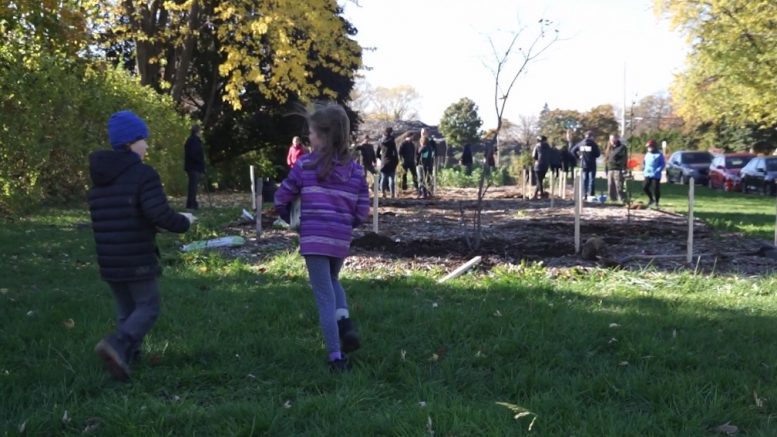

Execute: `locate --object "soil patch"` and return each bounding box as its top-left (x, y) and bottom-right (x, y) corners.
top-left (221, 186), bottom-right (777, 276)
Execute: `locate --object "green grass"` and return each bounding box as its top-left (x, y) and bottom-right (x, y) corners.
top-left (625, 179), bottom-right (777, 241)
top-left (3, 198), bottom-right (777, 435)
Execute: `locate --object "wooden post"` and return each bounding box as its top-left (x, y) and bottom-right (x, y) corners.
top-left (254, 175), bottom-right (262, 238)
top-left (549, 170), bottom-right (555, 208)
top-left (774, 193), bottom-right (777, 246)
top-left (574, 170), bottom-right (581, 254)
top-left (432, 164), bottom-right (437, 196)
top-left (522, 169), bottom-right (527, 200)
top-left (687, 177), bottom-right (695, 264)
top-left (250, 165), bottom-right (256, 210)
top-left (373, 173), bottom-right (379, 233)
top-left (290, 198), bottom-right (301, 230)
top-left (561, 172), bottom-right (566, 200)
top-left (438, 256), bottom-right (482, 283)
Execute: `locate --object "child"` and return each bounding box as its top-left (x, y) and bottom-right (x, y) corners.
top-left (642, 139), bottom-right (665, 208)
top-left (274, 103), bottom-right (370, 372)
top-left (88, 110), bottom-right (196, 381)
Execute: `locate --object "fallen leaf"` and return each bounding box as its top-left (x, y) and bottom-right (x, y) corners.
top-left (400, 349), bottom-right (407, 361)
top-left (608, 337), bottom-right (618, 344)
top-left (428, 353), bottom-right (439, 362)
top-left (246, 373), bottom-right (256, 379)
top-left (619, 361), bottom-right (629, 366)
top-left (754, 390), bottom-right (764, 408)
top-left (0, 288), bottom-right (7, 294)
top-left (609, 323), bottom-right (620, 328)
top-left (62, 410), bottom-right (70, 424)
top-left (418, 401), bottom-right (427, 408)
top-left (283, 400), bottom-right (292, 409)
top-left (493, 310), bottom-right (503, 317)
top-left (62, 319), bottom-right (75, 329)
top-left (19, 419), bottom-right (27, 433)
top-left (26, 310), bottom-right (34, 317)
top-left (431, 302), bottom-right (438, 309)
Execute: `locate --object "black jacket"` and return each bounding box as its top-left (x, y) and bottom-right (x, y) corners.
top-left (88, 150), bottom-right (190, 282)
top-left (532, 141), bottom-right (552, 171)
top-left (606, 141), bottom-right (628, 171)
top-left (460, 144), bottom-right (473, 165)
top-left (184, 134), bottom-right (205, 173)
top-left (570, 138), bottom-right (601, 170)
top-left (356, 142), bottom-right (376, 172)
top-left (398, 139), bottom-right (416, 167)
top-left (377, 134), bottom-right (399, 172)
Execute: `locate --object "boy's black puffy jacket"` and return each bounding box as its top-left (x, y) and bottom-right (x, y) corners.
top-left (88, 150), bottom-right (190, 282)
top-left (570, 138), bottom-right (601, 170)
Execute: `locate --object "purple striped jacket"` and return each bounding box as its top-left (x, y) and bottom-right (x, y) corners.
top-left (274, 153), bottom-right (370, 258)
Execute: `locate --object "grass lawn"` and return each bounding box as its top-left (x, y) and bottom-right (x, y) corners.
top-left (625, 179), bottom-right (777, 241)
top-left (3, 194), bottom-right (777, 435)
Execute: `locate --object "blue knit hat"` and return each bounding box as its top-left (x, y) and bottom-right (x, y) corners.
top-left (107, 110), bottom-right (149, 150)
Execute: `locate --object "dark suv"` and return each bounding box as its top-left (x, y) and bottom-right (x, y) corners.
top-left (740, 156), bottom-right (777, 196)
top-left (666, 151), bottom-right (714, 185)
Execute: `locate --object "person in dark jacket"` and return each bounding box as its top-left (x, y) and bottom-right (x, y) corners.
top-left (417, 134), bottom-right (436, 198)
top-left (398, 134), bottom-right (418, 191)
top-left (605, 134), bottom-right (628, 203)
top-left (570, 130), bottom-right (601, 197)
top-left (355, 136), bottom-right (377, 175)
top-left (377, 127), bottom-right (399, 198)
top-left (532, 135), bottom-right (552, 199)
top-left (183, 125), bottom-right (206, 209)
top-left (549, 144), bottom-right (562, 178)
top-left (561, 142), bottom-right (577, 178)
top-left (89, 110), bottom-right (195, 381)
top-left (460, 143), bottom-right (474, 175)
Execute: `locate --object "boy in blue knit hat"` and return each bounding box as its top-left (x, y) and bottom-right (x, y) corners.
top-left (89, 110), bottom-right (196, 381)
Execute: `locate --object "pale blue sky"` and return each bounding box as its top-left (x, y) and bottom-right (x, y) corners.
top-left (342, 0), bottom-right (688, 128)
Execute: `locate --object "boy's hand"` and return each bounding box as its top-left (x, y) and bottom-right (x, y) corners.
top-left (180, 212), bottom-right (197, 224)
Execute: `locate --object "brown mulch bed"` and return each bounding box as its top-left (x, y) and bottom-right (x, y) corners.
top-left (220, 187), bottom-right (777, 276)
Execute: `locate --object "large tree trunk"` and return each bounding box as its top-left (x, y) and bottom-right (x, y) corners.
top-left (171, 0), bottom-right (201, 104)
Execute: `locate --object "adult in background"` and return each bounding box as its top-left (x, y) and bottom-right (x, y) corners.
top-left (377, 127), bottom-right (399, 198)
top-left (570, 130), bottom-right (601, 197)
top-left (532, 135), bottom-right (552, 199)
top-left (286, 136), bottom-right (306, 168)
top-left (549, 143), bottom-right (562, 178)
top-left (184, 124), bottom-right (206, 209)
top-left (605, 134), bottom-right (628, 203)
top-left (417, 134), bottom-right (436, 198)
top-left (398, 134), bottom-right (418, 192)
top-left (355, 136), bottom-right (377, 176)
top-left (561, 137), bottom-right (577, 179)
top-left (642, 139), bottom-right (665, 208)
top-left (460, 143), bottom-right (474, 175)
top-left (90, 110), bottom-right (196, 381)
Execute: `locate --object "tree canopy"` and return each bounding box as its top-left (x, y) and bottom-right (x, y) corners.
top-left (656, 0), bottom-right (777, 128)
top-left (439, 98), bottom-right (483, 149)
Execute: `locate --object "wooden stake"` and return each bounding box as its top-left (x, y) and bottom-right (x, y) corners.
top-left (250, 165), bottom-right (256, 210)
top-left (373, 173), bottom-right (379, 233)
top-left (438, 256), bottom-right (482, 283)
top-left (522, 169), bottom-right (527, 200)
top-left (687, 177), bottom-right (695, 264)
top-left (774, 193), bottom-right (777, 246)
top-left (574, 170), bottom-right (581, 254)
top-left (254, 176), bottom-right (262, 238)
top-left (549, 171), bottom-right (555, 208)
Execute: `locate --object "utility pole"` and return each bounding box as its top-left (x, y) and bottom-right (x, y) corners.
top-left (620, 63), bottom-right (627, 138)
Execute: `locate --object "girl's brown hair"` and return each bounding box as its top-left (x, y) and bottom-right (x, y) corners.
top-left (303, 102), bottom-right (351, 180)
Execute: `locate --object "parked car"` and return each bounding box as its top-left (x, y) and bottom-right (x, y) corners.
top-left (740, 156), bottom-right (777, 195)
top-left (708, 153), bottom-right (755, 192)
top-left (666, 151), bottom-right (714, 185)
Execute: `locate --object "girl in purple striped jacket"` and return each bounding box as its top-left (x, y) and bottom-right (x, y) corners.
top-left (274, 103), bottom-right (370, 371)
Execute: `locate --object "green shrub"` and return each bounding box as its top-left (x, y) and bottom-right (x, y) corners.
top-left (437, 165), bottom-right (513, 188)
top-left (0, 44), bottom-right (190, 215)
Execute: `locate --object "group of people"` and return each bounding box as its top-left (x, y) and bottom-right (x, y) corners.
top-left (530, 130), bottom-right (665, 206)
top-left (353, 127), bottom-right (437, 199)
